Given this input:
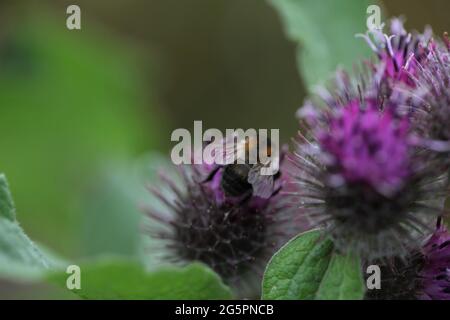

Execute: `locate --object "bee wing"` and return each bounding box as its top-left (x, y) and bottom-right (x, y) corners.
top-left (248, 164), bottom-right (275, 199)
top-left (214, 133), bottom-right (247, 164)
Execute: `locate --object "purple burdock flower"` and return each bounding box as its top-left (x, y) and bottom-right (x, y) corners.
top-left (419, 218), bottom-right (450, 299)
top-left (291, 76), bottom-right (447, 259)
top-left (142, 163), bottom-right (300, 296)
top-left (396, 33), bottom-right (450, 164)
top-left (357, 18), bottom-right (431, 89)
top-left (319, 100), bottom-right (410, 197)
top-left (366, 218), bottom-right (450, 300)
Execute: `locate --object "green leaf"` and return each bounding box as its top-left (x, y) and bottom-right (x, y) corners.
top-left (269, 0), bottom-right (373, 90)
top-left (0, 220), bottom-right (49, 280)
top-left (315, 251), bottom-right (365, 300)
top-left (0, 174), bottom-right (49, 281)
top-left (0, 174), bottom-right (15, 221)
top-left (262, 230), bottom-right (364, 300)
top-left (48, 259), bottom-right (233, 300)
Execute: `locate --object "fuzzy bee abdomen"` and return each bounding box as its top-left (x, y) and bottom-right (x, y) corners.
top-left (221, 164), bottom-right (252, 197)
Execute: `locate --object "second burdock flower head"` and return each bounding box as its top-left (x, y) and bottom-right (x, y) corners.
top-left (357, 17), bottom-right (432, 89)
top-left (143, 159), bottom-right (302, 297)
top-left (290, 66), bottom-right (448, 260)
top-left (360, 17), bottom-right (450, 165)
top-left (366, 218), bottom-right (450, 300)
top-left (398, 32), bottom-right (450, 163)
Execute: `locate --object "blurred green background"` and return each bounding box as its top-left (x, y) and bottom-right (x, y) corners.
top-left (0, 0), bottom-right (449, 298)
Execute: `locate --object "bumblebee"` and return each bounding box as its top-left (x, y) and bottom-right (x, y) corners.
top-left (204, 133), bottom-right (281, 199)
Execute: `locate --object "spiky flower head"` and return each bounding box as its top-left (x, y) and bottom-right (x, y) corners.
top-left (319, 100), bottom-right (410, 196)
top-left (366, 218), bottom-right (450, 300)
top-left (291, 73), bottom-right (447, 260)
top-left (395, 33), bottom-right (450, 165)
top-left (357, 18), bottom-right (432, 89)
top-left (419, 218), bottom-right (450, 299)
top-left (143, 163), bottom-right (299, 296)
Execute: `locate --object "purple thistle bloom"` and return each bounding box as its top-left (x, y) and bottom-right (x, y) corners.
top-left (357, 18), bottom-right (431, 88)
top-left (143, 163), bottom-right (300, 296)
top-left (291, 71), bottom-right (447, 259)
top-left (318, 100), bottom-right (410, 197)
top-left (418, 218), bottom-right (450, 299)
top-left (366, 218), bottom-right (450, 300)
top-left (396, 34), bottom-right (450, 160)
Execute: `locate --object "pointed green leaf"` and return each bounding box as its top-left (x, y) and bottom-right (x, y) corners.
top-left (0, 174), bottom-right (16, 221)
top-left (0, 219), bottom-right (49, 280)
top-left (315, 251), bottom-right (365, 299)
top-left (0, 174), bottom-right (49, 280)
top-left (262, 230), bottom-right (364, 300)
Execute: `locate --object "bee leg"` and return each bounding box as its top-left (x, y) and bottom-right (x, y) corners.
top-left (270, 186), bottom-right (282, 197)
top-left (201, 166), bottom-right (221, 183)
top-left (274, 171), bottom-right (281, 180)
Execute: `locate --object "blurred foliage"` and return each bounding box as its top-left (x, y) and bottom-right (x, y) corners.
top-left (64, 0), bottom-right (305, 143)
top-left (0, 8), bottom-right (163, 256)
top-left (48, 259), bottom-right (233, 300)
top-left (269, 0), bottom-right (373, 90)
top-left (80, 153), bottom-right (170, 258)
top-left (0, 172), bottom-right (232, 301)
top-left (387, 0), bottom-right (450, 35)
